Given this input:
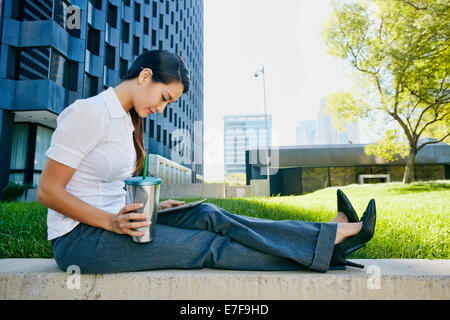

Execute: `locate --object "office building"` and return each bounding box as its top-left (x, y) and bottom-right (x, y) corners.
top-left (296, 120), bottom-right (318, 145)
top-left (224, 113), bottom-right (272, 178)
top-left (0, 0), bottom-right (204, 192)
top-left (317, 97), bottom-right (360, 144)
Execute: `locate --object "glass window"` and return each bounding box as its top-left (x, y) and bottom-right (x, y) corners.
top-left (122, 21), bottom-right (130, 43)
top-left (107, 2), bottom-right (118, 28)
top-left (152, 29), bottom-right (157, 46)
top-left (23, 0), bottom-right (52, 21)
top-left (54, 0), bottom-right (68, 27)
top-left (9, 123), bottom-right (29, 184)
top-left (87, 25), bottom-right (100, 55)
top-left (120, 58), bottom-right (128, 80)
top-left (134, 2), bottom-right (141, 22)
top-left (18, 47), bottom-right (50, 80)
top-left (10, 124), bottom-right (28, 171)
top-left (11, 0), bottom-right (24, 20)
top-left (49, 49), bottom-right (78, 91)
top-left (49, 49), bottom-right (65, 87)
top-left (9, 172), bottom-right (24, 184)
top-left (6, 46), bottom-right (20, 80)
top-left (133, 36), bottom-right (140, 56)
top-left (64, 59), bottom-right (79, 91)
top-left (149, 119), bottom-right (154, 138)
top-left (105, 43), bottom-right (116, 69)
top-left (89, 0), bottom-right (102, 10)
top-left (84, 72), bottom-right (98, 97)
top-left (33, 125), bottom-right (53, 186)
top-left (144, 17), bottom-right (149, 35)
top-left (152, 2), bottom-right (157, 18)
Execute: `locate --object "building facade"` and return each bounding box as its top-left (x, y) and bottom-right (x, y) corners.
top-left (0, 0), bottom-right (204, 193)
top-left (245, 143), bottom-right (450, 196)
top-left (224, 114), bottom-right (272, 178)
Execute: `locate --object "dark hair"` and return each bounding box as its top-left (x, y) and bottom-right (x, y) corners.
top-left (122, 50), bottom-right (191, 176)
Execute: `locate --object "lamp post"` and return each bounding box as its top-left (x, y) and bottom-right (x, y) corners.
top-left (253, 65), bottom-right (270, 193)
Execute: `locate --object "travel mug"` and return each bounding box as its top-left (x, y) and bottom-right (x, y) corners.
top-left (124, 176), bottom-right (161, 243)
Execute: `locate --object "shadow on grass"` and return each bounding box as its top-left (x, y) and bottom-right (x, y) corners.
top-left (386, 180), bottom-right (450, 194)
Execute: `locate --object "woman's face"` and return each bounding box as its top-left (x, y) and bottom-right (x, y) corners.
top-left (132, 68), bottom-right (184, 118)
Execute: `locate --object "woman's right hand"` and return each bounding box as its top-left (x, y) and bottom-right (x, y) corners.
top-left (110, 203), bottom-right (151, 237)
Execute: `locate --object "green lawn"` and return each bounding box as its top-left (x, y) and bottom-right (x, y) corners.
top-left (0, 180), bottom-right (448, 259)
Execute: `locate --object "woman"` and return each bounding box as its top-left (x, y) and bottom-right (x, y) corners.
top-left (38, 50), bottom-right (376, 274)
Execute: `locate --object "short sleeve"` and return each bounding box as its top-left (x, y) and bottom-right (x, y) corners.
top-left (45, 101), bottom-right (106, 169)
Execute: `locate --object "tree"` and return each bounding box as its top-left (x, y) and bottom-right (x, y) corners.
top-left (321, 0), bottom-right (449, 183)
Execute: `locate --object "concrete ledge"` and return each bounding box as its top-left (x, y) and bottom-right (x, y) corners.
top-left (0, 259), bottom-right (448, 300)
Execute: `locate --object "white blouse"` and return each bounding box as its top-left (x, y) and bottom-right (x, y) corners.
top-left (45, 87), bottom-right (137, 240)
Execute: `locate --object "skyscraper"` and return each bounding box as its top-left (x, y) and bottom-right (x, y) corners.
top-left (224, 114), bottom-right (272, 178)
top-left (317, 97), bottom-right (359, 144)
top-left (0, 0), bottom-right (204, 192)
top-left (296, 120), bottom-right (318, 145)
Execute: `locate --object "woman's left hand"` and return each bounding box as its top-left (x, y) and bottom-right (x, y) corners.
top-left (158, 199), bottom-right (185, 211)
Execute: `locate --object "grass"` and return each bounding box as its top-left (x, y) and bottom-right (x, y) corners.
top-left (0, 180), bottom-right (448, 259)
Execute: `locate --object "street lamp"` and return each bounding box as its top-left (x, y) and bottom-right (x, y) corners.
top-left (253, 65), bottom-right (270, 193)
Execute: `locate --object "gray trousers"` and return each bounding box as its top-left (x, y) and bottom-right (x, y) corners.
top-left (52, 202), bottom-right (339, 274)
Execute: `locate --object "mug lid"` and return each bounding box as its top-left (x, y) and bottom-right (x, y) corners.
top-left (125, 176), bottom-right (162, 186)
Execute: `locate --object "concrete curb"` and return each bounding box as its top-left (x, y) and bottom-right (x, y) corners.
top-left (0, 259), bottom-right (449, 300)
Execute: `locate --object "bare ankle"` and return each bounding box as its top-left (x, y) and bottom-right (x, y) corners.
top-left (330, 211), bottom-right (348, 223)
top-left (334, 222), bottom-right (362, 244)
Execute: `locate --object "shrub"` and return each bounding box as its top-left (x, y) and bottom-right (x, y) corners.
top-left (0, 182), bottom-right (34, 202)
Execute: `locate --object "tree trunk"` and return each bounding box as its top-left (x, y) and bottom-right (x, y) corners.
top-left (402, 147), bottom-right (417, 184)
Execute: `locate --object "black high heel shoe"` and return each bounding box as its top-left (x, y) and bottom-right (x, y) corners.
top-left (337, 189), bottom-right (359, 223)
top-left (330, 199), bottom-right (376, 269)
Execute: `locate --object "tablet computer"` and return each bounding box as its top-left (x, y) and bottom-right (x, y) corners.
top-left (157, 199), bottom-right (207, 214)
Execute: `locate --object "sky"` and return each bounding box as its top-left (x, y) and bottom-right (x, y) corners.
top-left (202, 0), bottom-right (373, 182)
